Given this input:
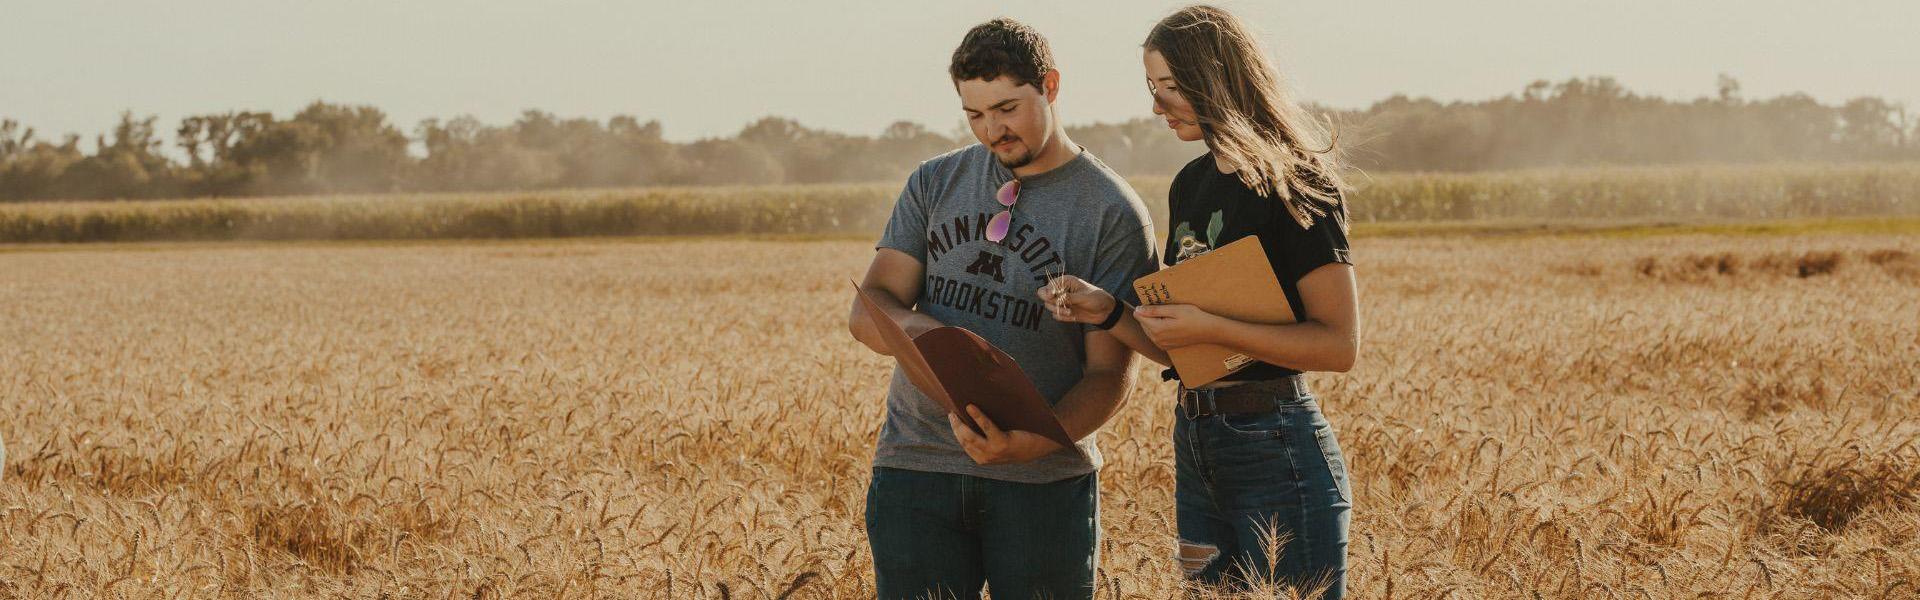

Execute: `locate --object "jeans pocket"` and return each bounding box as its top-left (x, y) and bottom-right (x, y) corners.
top-left (1312, 426), bottom-right (1352, 504)
top-left (864, 467), bottom-right (883, 529)
top-left (1217, 412), bottom-right (1286, 440)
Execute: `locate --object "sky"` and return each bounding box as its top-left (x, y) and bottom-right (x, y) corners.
top-left (2, 0), bottom-right (1915, 144)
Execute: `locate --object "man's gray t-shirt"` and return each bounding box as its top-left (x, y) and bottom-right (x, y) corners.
top-left (874, 144), bottom-right (1158, 484)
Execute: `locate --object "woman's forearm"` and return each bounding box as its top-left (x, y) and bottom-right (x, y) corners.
top-left (1104, 308), bottom-right (1174, 368)
top-left (1207, 318), bottom-right (1356, 373)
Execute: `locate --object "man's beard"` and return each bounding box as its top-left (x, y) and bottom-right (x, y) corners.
top-left (992, 134), bottom-right (1038, 169)
top-left (996, 148), bottom-right (1036, 170)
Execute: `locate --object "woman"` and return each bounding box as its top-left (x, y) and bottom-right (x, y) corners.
top-left (1040, 5), bottom-right (1359, 597)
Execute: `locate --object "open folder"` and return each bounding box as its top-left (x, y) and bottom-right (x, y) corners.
top-left (850, 281), bottom-right (1078, 451)
top-left (1131, 235), bottom-right (1296, 387)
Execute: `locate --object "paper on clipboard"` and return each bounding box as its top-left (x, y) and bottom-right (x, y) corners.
top-left (1131, 236), bottom-right (1295, 387)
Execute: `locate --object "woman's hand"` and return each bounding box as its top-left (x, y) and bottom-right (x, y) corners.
top-left (1133, 303), bottom-right (1224, 349)
top-left (1037, 274), bottom-right (1116, 325)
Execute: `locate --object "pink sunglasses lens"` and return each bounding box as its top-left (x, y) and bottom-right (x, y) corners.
top-left (996, 179), bottom-right (1020, 207)
top-left (986, 210), bottom-right (1012, 242)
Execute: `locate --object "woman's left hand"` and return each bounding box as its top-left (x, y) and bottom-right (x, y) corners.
top-left (1133, 303), bottom-right (1224, 349)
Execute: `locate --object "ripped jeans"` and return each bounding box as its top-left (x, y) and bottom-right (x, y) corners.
top-left (1173, 391), bottom-right (1352, 598)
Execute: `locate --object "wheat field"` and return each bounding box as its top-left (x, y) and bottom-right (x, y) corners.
top-left (1, 229), bottom-right (1918, 599)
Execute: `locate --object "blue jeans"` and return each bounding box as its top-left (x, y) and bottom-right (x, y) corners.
top-left (864, 466), bottom-right (1098, 599)
top-left (1174, 392), bottom-right (1352, 598)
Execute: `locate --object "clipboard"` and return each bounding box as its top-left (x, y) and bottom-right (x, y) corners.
top-left (850, 281), bottom-right (1078, 451)
top-left (1131, 235), bottom-right (1295, 387)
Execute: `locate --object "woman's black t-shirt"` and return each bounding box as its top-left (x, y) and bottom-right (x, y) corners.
top-left (1159, 153), bottom-right (1352, 383)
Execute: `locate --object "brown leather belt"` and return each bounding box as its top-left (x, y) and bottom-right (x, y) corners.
top-left (1176, 376), bottom-right (1312, 419)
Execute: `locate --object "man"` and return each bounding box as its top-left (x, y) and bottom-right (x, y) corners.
top-left (846, 17), bottom-right (1159, 600)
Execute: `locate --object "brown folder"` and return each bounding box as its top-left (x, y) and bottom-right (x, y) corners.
top-left (1131, 236), bottom-right (1295, 387)
top-left (850, 281), bottom-right (1078, 451)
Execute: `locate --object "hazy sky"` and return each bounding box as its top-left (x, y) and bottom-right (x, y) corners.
top-left (3, 0), bottom-right (1915, 143)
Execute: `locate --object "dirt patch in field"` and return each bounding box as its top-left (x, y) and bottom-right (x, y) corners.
top-left (1627, 248), bottom-right (1917, 282)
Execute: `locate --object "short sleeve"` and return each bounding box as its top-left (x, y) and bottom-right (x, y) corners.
top-left (875, 165), bottom-right (931, 260)
top-left (1271, 205), bottom-right (1352, 284)
top-left (1161, 159), bottom-right (1202, 268)
top-left (1085, 203), bottom-right (1159, 313)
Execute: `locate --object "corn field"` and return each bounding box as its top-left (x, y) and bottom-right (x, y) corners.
top-left (2, 163), bottom-right (1918, 244)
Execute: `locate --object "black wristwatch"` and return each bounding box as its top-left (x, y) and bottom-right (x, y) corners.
top-left (1094, 300), bottom-right (1126, 330)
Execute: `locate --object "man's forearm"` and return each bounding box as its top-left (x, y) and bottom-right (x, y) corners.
top-left (849, 289), bottom-right (942, 355)
top-left (1050, 365), bottom-right (1137, 441)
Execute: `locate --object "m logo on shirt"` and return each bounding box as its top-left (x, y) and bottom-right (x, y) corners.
top-left (964, 250), bottom-right (1007, 283)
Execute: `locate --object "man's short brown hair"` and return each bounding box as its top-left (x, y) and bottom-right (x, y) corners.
top-left (949, 18), bottom-right (1055, 91)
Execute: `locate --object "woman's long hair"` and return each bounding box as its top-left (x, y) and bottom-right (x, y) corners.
top-left (1146, 5), bottom-right (1349, 230)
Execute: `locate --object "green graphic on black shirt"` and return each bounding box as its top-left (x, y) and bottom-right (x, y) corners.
top-left (1171, 209), bottom-right (1224, 264)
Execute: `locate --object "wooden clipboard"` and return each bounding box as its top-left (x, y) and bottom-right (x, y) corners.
top-left (1131, 236), bottom-right (1295, 387)
top-left (850, 281), bottom-right (1078, 451)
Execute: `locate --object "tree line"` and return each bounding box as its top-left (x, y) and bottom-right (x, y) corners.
top-left (1, 76), bottom-right (1915, 202)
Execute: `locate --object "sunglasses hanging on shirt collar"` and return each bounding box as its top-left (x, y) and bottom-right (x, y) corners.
top-left (987, 178), bottom-right (1020, 243)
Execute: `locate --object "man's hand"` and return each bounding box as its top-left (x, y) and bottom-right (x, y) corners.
top-left (1133, 303), bottom-right (1225, 349)
top-left (948, 405), bottom-right (1066, 465)
top-left (1036, 274), bottom-right (1117, 325)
